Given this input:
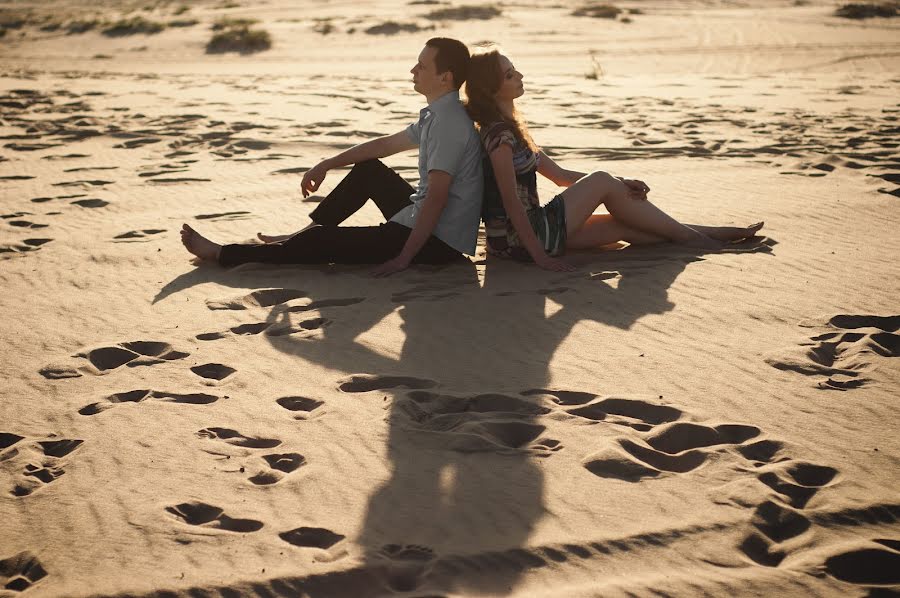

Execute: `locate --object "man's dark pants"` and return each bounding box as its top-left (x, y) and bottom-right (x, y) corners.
top-left (218, 160), bottom-right (464, 267)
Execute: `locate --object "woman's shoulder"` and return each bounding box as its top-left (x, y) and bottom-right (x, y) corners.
top-left (481, 121), bottom-right (517, 151)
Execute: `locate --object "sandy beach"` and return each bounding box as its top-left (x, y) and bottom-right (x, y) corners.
top-left (1, 0), bottom-right (899, 595)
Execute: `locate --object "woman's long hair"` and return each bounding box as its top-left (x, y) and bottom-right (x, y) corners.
top-left (463, 46), bottom-right (538, 152)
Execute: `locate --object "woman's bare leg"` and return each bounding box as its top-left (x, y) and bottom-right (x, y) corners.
top-left (685, 222), bottom-right (764, 242)
top-left (561, 171), bottom-right (721, 249)
top-left (567, 214), bottom-right (666, 249)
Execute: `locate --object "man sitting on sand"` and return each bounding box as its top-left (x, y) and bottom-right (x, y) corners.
top-left (181, 37), bottom-right (483, 277)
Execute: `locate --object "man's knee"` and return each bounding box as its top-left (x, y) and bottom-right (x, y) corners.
top-left (352, 159), bottom-right (388, 175)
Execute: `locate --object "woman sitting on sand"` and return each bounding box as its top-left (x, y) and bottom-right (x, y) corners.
top-left (464, 45), bottom-right (763, 271)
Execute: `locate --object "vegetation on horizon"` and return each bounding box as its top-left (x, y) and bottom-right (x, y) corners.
top-left (572, 3), bottom-right (622, 19)
top-left (206, 24), bottom-right (271, 54)
top-left (365, 20), bottom-right (435, 35)
top-left (834, 2), bottom-right (899, 18)
top-left (211, 17), bottom-right (259, 30)
top-left (424, 4), bottom-right (501, 20)
top-left (168, 18), bottom-right (199, 27)
top-left (102, 16), bottom-right (166, 36)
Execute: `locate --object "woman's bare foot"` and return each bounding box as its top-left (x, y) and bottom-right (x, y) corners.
top-left (180, 224), bottom-right (221, 261)
top-left (705, 222), bottom-right (765, 243)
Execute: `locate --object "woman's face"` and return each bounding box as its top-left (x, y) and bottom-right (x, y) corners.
top-left (494, 54), bottom-right (524, 102)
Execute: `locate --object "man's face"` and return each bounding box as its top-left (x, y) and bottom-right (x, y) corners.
top-left (411, 45), bottom-right (448, 97)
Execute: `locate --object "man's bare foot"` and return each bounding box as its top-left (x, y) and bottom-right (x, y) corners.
top-left (180, 224), bottom-right (221, 261)
top-left (256, 221), bottom-right (317, 244)
top-left (256, 233), bottom-right (293, 244)
top-left (707, 222), bottom-right (765, 243)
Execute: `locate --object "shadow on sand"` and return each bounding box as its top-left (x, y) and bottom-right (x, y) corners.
top-left (143, 238), bottom-right (772, 596)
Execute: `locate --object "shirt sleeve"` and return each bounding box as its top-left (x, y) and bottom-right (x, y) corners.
top-left (405, 119), bottom-right (421, 145)
top-left (423, 113), bottom-right (469, 176)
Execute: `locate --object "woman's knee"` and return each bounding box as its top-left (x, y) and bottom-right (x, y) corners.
top-left (582, 170), bottom-right (617, 190)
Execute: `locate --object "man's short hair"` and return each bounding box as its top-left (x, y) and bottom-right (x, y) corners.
top-left (426, 37), bottom-right (470, 90)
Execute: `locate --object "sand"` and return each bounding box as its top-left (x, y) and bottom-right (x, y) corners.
top-left (1, 0), bottom-right (899, 596)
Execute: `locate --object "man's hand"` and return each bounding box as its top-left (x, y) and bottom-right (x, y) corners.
top-left (535, 255), bottom-right (576, 272)
top-left (301, 162), bottom-right (329, 197)
top-left (620, 178), bottom-right (650, 200)
top-left (372, 254), bottom-right (412, 277)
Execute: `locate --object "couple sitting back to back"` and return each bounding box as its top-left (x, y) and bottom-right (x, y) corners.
top-left (181, 37), bottom-right (763, 275)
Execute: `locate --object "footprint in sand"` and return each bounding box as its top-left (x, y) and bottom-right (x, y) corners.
top-left (736, 452), bottom-right (839, 567)
top-left (147, 177), bottom-right (211, 183)
top-left (30, 193), bottom-right (87, 204)
top-left (78, 389), bottom-right (223, 416)
top-left (196, 427), bottom-right (281, 449)
top-left (767, 314), bottom-right (899, 391)
top-left (391, 390), bottom-right (561, 456)
top-left (247, 453), bottom-right (307, 486)
top-left (197, 322), bottom-right (272, 341)
top-left (338, 374), bottom-right (437, 393)
top-left (583, 421), bottom-right (761, 482)
top-left (70, 198), bottom-right (109, 208)
top-left (190, 363), bottom-right (236, 382)
top-left (40, 340), bottom-right (190, 378)
top-left (206, 288), bottom-right (307, 310)
top-left (265, 317), bottom-right (332, 337)
top-left (279, 526), bottom-right (345, 549)
top-left (113, 229), bottom-right (166, 242)
top-left (113, 137), bottom-right (161, 149)
top-left (521, 388), bottom-right (597, 406)
top-left (200, 295), bottom-right (363, 338)
top-left (565, 395), bottom-right (683, 431)
top-left (196, 428), bottom-right (299, 485)
top-left (165, 502), bottom-right (263, 533)
top-left (564, 393), bottom-right (766, 482)
top-left (0, 238), bottom-right (53, 256)
top-left (1, 435), bottom-right (84, 497)
top-left (823, 539), bottom-right (900, 586)
top-left (283, 297), bottom-right (366, 313)
top-left (276, 396), bottom-right (325, 420)
top-left (194, 211), bottom-right (251, 221)
top-left (7, 220), bottom-right (49, 229)
top-left (51, 179), bottom-right (113, 188)
top-left (376, 544), bottom-right (437, 593)
top-left (0, 551), bottom-right (48, 593)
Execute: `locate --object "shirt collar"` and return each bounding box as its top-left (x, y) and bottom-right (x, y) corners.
top-left (420, 90), bottom-right (460, 119)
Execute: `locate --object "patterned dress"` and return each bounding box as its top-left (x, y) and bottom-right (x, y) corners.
top-left (480, 121), bottom-right (566, 260)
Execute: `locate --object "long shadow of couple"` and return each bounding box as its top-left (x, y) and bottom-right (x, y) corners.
top-left (154, 240), bottom-right (770, 596)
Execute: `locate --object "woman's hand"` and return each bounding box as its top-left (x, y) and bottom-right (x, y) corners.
top-left (535, 255), bottom-right (576, 272)
top-left (301, 162), bottom-right (329, 197)
top-left (619, 178), bottom-right (650, 200)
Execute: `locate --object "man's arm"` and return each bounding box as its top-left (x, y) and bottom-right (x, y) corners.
top-left (372, 169), bottom-right (451, 277)
top-left (301, 130), bottom-right (417, 197)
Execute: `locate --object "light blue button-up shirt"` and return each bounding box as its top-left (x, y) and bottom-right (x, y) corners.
top-left (390, 90), bottom-right (483, 255)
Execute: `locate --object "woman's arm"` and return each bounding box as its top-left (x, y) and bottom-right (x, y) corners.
top-left (537, 151), bottom-right (586, 187)
top-left (490, 145), bottom-right (572, 271)
top-left (538, 150), bottom-right (650, 198)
